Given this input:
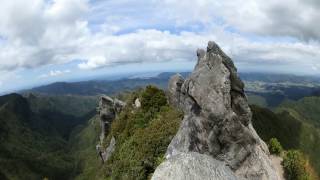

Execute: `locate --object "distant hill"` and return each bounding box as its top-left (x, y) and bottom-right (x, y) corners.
top-left (239, 72), bottom-right (320, 84)
top-left (22, 72), bottom-right (190, 96)
top-left (22, 72), bottom-right (320, 108)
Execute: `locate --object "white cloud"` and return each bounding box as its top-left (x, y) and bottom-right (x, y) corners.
top-left (78, 56), bottom-right (107, 69)
top-left (0, 0), bottom-right (319, 76)
top-left (158, 0), bottom-right (320, 41)
top-left (0, 0), bottom-right (89, 70)
top-left (39, 69), bottom-right (71, 78)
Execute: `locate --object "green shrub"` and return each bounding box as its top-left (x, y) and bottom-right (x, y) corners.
top-left (268, 138), bottom-right (283, 155)
top-left (141, 85), bottom-right (167, 114)
top-left (104, 87), bottom-right (183, 179)
top-left (282, 150), bottom-right (311, 180)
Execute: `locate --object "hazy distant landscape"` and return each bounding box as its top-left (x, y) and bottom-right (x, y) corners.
top-left (22, 71), bottom-right (320, 108)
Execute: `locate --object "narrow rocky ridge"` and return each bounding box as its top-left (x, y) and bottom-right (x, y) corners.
top-left (153, 41), bottom-right (282, 180)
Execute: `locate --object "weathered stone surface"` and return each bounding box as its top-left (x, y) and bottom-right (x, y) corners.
top-left (102, 136), bottom-right (116, 161)
top-left (167, 74), bottom-right (184, 108)
top-left (97, 95), bottom-right (125, 142)
top-left (160, 41), bottom-right (281, 180)
top-left (152, 152), bottom-right (238, 180)
top-left (96, 95), bottom-right (125, 162)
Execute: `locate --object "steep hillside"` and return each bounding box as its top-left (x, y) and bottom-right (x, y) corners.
top-left (26, 94), bottom-right (98, 138)
top-left (277, 96), bottom-right (320, 128)
top-left (0, 93), bottom-right (99, 180)
top-left (69, 115), bottom-right (105, 180)
top-left (251, 105), bottom-right (320, 176)
top-left (26, 94), bottom-right (98, 117)
top-left (0, 86), bottom-right (184, 180)
top-left (0, 94), bottom-right (74, 180)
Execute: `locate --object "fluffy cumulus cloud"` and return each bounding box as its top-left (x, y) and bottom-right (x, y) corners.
top-left (0, 0), bottom-right (89, 71)
top-left (159, 0), bottom-right (320, 41)
top-left (0, 0), bottom-right (319, 86)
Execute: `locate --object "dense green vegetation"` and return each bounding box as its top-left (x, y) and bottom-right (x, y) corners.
top-left (69, 116), bottom-right (105, 180)
top-left (26, 94), bottom-right (98, 138)
top-left (266, 139), bottom-right (316, 180)
top-left (251, 105), bottom-right (320, 177)
top-left (282, 150), bottom-right (316, 180)
top-left (247, 94), bottom-right (268, 107)
top-left (0, 93), bottom-right (98, 180)
top-left (26, 93), bottom-right (98, 117)
top-left (103, 86), bottom-right (183, 179)
top-left (277, 97), bottom-right (320, 128)
top-left (0, 94), bottom-right (74, 180)
top-left (0, 88), bottom-right (181, 180)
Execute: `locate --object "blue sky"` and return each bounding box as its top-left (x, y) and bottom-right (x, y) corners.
top-left (0, 0), bottom-right (320, 93)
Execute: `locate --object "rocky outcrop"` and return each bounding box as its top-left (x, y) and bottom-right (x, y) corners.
top-left (97, 95), bottom-right (125, 143)
top-left (96, 95), bottom-right (125, 162)
top-left (103, 136), bottom-right (116, 161)
top-left (152, 152), bottom-right (238, 180)
top-left (155, 41), bottom-right (281, 180)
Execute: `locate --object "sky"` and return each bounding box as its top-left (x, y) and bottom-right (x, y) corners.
top-left (0, 0), bottom-right (320, 93)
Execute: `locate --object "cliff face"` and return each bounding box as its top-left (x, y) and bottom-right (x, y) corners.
top-left (153, 41), bottom-right (281, 180)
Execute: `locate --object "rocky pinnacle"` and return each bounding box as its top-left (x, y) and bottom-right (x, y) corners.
top-left (96, 95), bottom-right (125, 162)
top-left (154, 41), bottom-right (281, 180)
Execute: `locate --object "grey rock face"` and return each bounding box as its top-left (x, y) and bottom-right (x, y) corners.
top-left (162, 41), bottom-right (281, 180)
top-left (152, 152), bottom-right (238, 180)
top-left (167, 74), bottom-right (184, 108)
top-left (96, 95), bottom-right (125, 162)
top-left (97, 95), bottom-right (125, 142)
top-left (102, 136), bottom-right (116, 161)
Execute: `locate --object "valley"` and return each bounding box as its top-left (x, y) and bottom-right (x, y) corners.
top-left (1, 71), bottom-right (320, 179)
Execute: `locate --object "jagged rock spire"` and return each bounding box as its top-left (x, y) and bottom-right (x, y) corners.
top-left (153, 41), bottom-right (281, 180)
